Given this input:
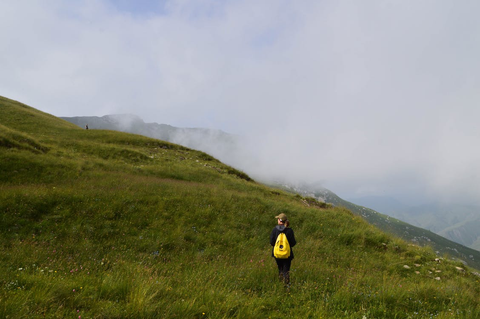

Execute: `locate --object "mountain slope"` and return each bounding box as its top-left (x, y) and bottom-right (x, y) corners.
top-left (2, 96), bottom-right (480, 318)
top-left (277, 184), bottom-right (480, 270)
top-left (62, 114), bottom-right (240, 163)
top-left (349, 196), bottom-right (480, 250)
top-left (439, 218), bottom-right (480, 251)
top-left (64, 114), bottom-right (480, 256)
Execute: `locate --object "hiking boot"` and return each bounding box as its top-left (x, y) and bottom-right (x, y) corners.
top-left (284, 272), bottom-right (290, 285)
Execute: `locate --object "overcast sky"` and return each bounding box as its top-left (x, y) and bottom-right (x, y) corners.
top-left (2, 0), bottom-right (480, 205)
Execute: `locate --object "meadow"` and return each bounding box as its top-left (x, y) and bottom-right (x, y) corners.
top-left (1, 95), bottom-right (480, 318)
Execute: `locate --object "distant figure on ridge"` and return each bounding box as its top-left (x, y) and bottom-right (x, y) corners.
top-left (270, 213), bottom-right (296, 286)
top-left (85, 124), bottom-right (89, 130)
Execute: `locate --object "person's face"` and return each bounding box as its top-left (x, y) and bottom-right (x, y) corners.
top-left (278, 219), bottom-right (283, 225)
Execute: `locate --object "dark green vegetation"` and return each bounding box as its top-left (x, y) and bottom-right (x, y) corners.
top-left (1, 95), bottom-right (480, 318)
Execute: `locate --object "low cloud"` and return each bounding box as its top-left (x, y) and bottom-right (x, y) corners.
top-left (2, 0), bottom-right (480, 205)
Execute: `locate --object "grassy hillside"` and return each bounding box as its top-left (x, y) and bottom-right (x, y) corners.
top-left (357, 198), bottom-right (480, 251)
top-left (277, 184), bottom-right (480, 270)
top-left (323, 192), bottom-right (480, 270)
top-left (63, 115), bottom-right (480, 258)
top-left (1, 96), bottom-right (480, 318)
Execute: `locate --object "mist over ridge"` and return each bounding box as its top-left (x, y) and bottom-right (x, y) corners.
top-left (63, 113), bottom-right (480, 252)
top-left (2, 1), bottom-right (480, 208)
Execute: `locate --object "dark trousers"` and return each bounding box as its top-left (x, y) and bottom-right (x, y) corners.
top-left (275, 258), bottom-right (291, 275)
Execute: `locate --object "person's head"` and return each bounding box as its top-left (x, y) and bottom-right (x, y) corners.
top-left (275, 213), bottom-right (289, 227)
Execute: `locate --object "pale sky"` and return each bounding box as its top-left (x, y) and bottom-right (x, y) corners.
top-left (2, 0), bottom-right (480, 205)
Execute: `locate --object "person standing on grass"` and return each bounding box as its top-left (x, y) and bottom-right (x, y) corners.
top-left (270, 213), bottom-right (296, 285)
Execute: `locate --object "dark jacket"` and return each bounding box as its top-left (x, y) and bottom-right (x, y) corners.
top-left (270, 225), bottom-right (296, 260)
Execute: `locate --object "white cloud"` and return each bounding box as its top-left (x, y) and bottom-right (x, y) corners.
top-left (2, 0), bottom-right (480, 204)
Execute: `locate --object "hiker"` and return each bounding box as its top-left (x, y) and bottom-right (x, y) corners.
top-left (270, 213), bottom-right (296, 285)
top-left (85, 124), bottom-right (89, 130)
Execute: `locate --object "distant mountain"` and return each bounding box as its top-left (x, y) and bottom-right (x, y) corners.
top-left (62, 114), bottom-right (239, 156)
top-left (347, 196), bottom-right (480, 251)
top-left (346, 196), bottom-right (412, 220)
top-left (439, 217), bottom-right (480, 251)
top-left (61, 114), bottom-right (254, 175)
top-left (279, 182), bottom-right (480, 269)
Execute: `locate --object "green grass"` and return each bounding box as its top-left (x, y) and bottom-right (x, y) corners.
top-left (1, 95), bottom-right (480, 318)
top-left (315, 189), bottom-right (480, 270)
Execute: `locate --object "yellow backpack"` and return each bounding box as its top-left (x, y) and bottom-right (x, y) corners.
top-left (274, 232), bottom-right (291, 259)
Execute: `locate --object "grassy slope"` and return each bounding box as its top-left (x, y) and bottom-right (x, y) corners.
top-left (62, 116), bottom-right (480, 273)
top-left (274, 184), bottom-right (480, 271)
top-left (320, 192), bottom-right (480, 270)
top-left (1, 95), bottom-right (480, 319)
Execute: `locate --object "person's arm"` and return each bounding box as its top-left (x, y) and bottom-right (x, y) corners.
top-left (270, 229), bottom-right (277, 246)
top-left (288, 229), bottom-right (296, 247)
